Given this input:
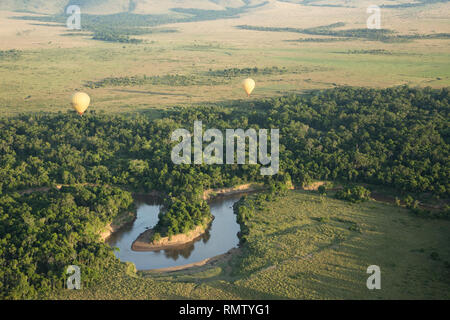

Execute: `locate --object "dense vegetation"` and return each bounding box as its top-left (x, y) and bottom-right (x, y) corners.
top-left (236, 23), bottom-right (450, 43)
top-left (381, 0), bottom-right (450, 8)
top-left (286, 37), bottom-right (347, 43)
top-left (84, 67), bottom-right (292, 89)
top-left (85, 74), bottom-right (209, 88)
top-left (1, 86), bottom-right (448, 196)
top-left (0, 86), bottom-right (449, 298)
top-left (0, 185), bottom-right (133, 299)
top-left (342, 49), bottom-right (393, 55)
top-left (91, 27), bottom-right (176, 43)
top-left (92, 31), bottom-right (143, 44)
top-left (0, 49), bottom-right (22, 60)
top-left (154, 195), bottom-right (211, 241)
top-left (206, 66), bottom-right (289, 78)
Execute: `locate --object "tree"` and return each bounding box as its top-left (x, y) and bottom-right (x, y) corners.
top-left (318, 185), bottom-right (326, 195)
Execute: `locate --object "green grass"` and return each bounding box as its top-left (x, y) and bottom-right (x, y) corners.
top-left (1, 34), bottom-right (449, 116)
top-left (50, 190), bottom-right (450, 300)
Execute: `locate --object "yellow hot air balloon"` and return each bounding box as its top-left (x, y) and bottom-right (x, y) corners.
top-left (71, 92), bottom-right (90, 116)
top-left (242, 78), bottom-right (256, 97)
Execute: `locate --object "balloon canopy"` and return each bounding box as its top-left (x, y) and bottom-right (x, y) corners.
top-left (71, 92), bottom-right (90, 116)
top-left (242, 78), bottom-right (256, 97)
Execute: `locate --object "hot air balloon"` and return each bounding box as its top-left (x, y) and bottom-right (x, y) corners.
top-left (71, 92), bottom-right (90, 116)
top-left (242, 78), bottom-right (256, 97)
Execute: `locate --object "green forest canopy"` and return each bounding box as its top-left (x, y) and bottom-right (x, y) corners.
top-left (0, 86), bottom-right (449, 298)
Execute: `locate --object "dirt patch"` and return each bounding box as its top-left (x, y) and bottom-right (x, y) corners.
top-left (302, 181), bottom-right (344, 191)
top-left (303, 181), bottom-right (326, 191)
top-left (18, 187), bottom-right (52, 195)
top-left (371, 191), bottom-right (397, 205)
top-left (203, 183), bottom-right (265, 200)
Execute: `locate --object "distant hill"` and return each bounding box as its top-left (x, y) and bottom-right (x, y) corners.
top-left (3, 1), bottom-right (448, 15)
top-left (0, 0), bottom-right (68, 14)
top-left (0, 0), bottom-right (269, 14)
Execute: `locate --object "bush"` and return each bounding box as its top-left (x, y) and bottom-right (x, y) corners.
top-left (335, 186), bottom-right (371, 203)
top-left (151, 232), bottom-right (161, 244)
top-left (318, 185), bottom-right (326, 195)
top-left (404, 195), bottom-right (414, 208)
top-left (430, 252), bottom-right (440, 261)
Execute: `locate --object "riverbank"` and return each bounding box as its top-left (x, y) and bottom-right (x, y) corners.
top-left (130, 183), bottom-right (262, 253)
top-left (202, 183), bottom-right (265, 200)
top-left (132, 190), bottom-right (163, 197)
top-left (131, 217), bottom-right (213, 252)
top-left (100, 211), bottom-right (136, 241)
top-left (142, 248), bottom-right (240, 273)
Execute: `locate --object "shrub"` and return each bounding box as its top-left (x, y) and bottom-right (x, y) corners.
top-left (318, 185), bottom-right (326, 195)
top-left (151, 232), bottom-right (161, 244)
top-left (335, 186), bottom-right (371, 203)
top-left (430, 252), bottom-right (440, 261)
top-left (404, 195), bottom-right (414, 208)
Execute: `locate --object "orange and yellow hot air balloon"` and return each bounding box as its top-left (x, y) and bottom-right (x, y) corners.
top-left (242, 78), bottom-right (255, 97)
top-left (71, 92), bottom-right (90, 116)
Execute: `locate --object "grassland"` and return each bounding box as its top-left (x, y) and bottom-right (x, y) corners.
top-left (51, 190), bottom-right (450, 300)
top-left (0, 0), bottom-right (449, 116)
